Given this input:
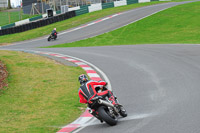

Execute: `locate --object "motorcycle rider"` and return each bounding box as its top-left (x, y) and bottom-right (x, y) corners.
top-left (78, 74), bottom-right (127, 123)
top-left (51, 28), bottom-right (57, 39)
top-left (78, 74), bottom-right (119, 105)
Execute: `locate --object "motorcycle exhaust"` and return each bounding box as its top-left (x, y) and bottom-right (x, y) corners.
top-left (98, 99), bottom-right (119, 113)
top-left (98, 99), bottom-right (114, 108)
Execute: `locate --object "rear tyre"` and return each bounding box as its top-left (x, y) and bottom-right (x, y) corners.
top-left (97, 106), bottom-right (117, 126)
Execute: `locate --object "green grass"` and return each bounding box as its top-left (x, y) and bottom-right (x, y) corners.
top-left (0, 1), bottom-right (167, 44)
top-left (47, 1), bottom-right (200, 48)
top-left (0, 51), bottom-right (86, 133)
top-left (0, 11), bottom-right (39, 26)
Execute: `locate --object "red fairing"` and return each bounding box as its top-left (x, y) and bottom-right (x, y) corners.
top-left (97, 90), bottom-right (110, 96)
top-left (78, 81), bottom-right (107, 104)
top-left (87, 81), bottom-right (107, 100)
top-left (79, 90), bottom-right (87, 103)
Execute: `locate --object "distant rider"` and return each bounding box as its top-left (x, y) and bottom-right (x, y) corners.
top-left (51, 28), bottom-right (57, 39)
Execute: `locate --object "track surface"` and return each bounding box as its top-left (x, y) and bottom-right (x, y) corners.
top-left (1, 1), bottom-right (200, 133)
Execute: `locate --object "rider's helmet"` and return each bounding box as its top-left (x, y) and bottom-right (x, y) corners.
top-left (78, 74), bottom-right (88, 85)
top-left (54, 28), bottom-right (56, 31)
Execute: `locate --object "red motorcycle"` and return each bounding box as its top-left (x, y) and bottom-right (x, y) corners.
top-left (88, 87), bottom-right (127, 126)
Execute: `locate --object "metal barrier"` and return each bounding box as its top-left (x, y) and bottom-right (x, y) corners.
top-left (127, 0), bottom-right (138, 5)
top-left (75, 5), bottom-right (90, 16)
top-left (102, 2), bottom-right (114, 9)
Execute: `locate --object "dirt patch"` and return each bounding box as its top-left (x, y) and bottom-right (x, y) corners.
top-left (0, 43), bottom-right (12, 46)
top-left (0, 60), bottom-right (8, 90)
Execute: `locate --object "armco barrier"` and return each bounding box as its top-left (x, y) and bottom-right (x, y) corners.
top-left (29, 15), bottom-right (43, 21)
top-left (15, 19), bottom-right (30, 26)
top-left (102, 2), bottom-right (114, 9)
top-left (68, 6), bottom-right (80, 12)
top-left (127, 0), bottom-right (138, 5)
top-left (75, 5), bottom-right (90, 16)
top-left (139, 0), bottom-right (150, 2)
top-left (1, 23), bottom-right (15, 30)
top-left (114, 0), bottom-right (127, 7)
top-left (88, 3), bottom-right (102, 12)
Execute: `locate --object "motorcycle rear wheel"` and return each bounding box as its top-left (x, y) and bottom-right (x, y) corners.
top-left (97, 106), bottom-right (118, 126)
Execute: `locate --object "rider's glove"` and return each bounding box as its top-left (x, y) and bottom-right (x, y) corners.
top-left (88, 101), bottom-right (93, 104)
top-left (105, 82), bottom-right (108, 86)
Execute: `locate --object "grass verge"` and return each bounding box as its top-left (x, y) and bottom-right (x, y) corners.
top-left (47, 1), bottom-right (200, 48)
top-left (0, 50), bottom-right (86, 133)
top-left (0, 1), bottom-right (167, 44)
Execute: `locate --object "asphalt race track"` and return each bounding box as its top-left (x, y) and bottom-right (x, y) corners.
top-left (1, 1), bottom-right (200, 133)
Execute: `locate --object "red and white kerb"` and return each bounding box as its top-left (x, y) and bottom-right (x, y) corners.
top-left (36, 52), bottom-right (101, 133)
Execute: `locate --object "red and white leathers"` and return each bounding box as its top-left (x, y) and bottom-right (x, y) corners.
top-left (78, 80), bottom-right (113, 104)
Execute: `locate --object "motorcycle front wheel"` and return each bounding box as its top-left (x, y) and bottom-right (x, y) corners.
top-left (97, 106), bottom-right (118, 126)
top-left (47, 36), bottom-right (51, 41)
top-left (119, 106), bottom-right (128, 117)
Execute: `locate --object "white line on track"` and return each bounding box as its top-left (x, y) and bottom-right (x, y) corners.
top-left (72, 113), bottom-right (155, 133)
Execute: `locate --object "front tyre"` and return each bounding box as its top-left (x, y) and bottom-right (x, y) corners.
top-left (97, 106), bottom-right (117, 126)
top-left (47, 36), bottom-right (51, 41)
top-left (119, 106), bottom-right (128, 117)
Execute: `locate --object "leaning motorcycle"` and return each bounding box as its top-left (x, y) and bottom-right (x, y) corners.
top-left (88, 88), bottom-right (127, 126)
top-left (47, 32), bottom-right (57, 41)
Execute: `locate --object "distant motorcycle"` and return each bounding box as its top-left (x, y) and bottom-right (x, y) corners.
top-left (88, 87), bottom-right (127, 126)
top-left (47, 32), bottom-right (57, 41)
